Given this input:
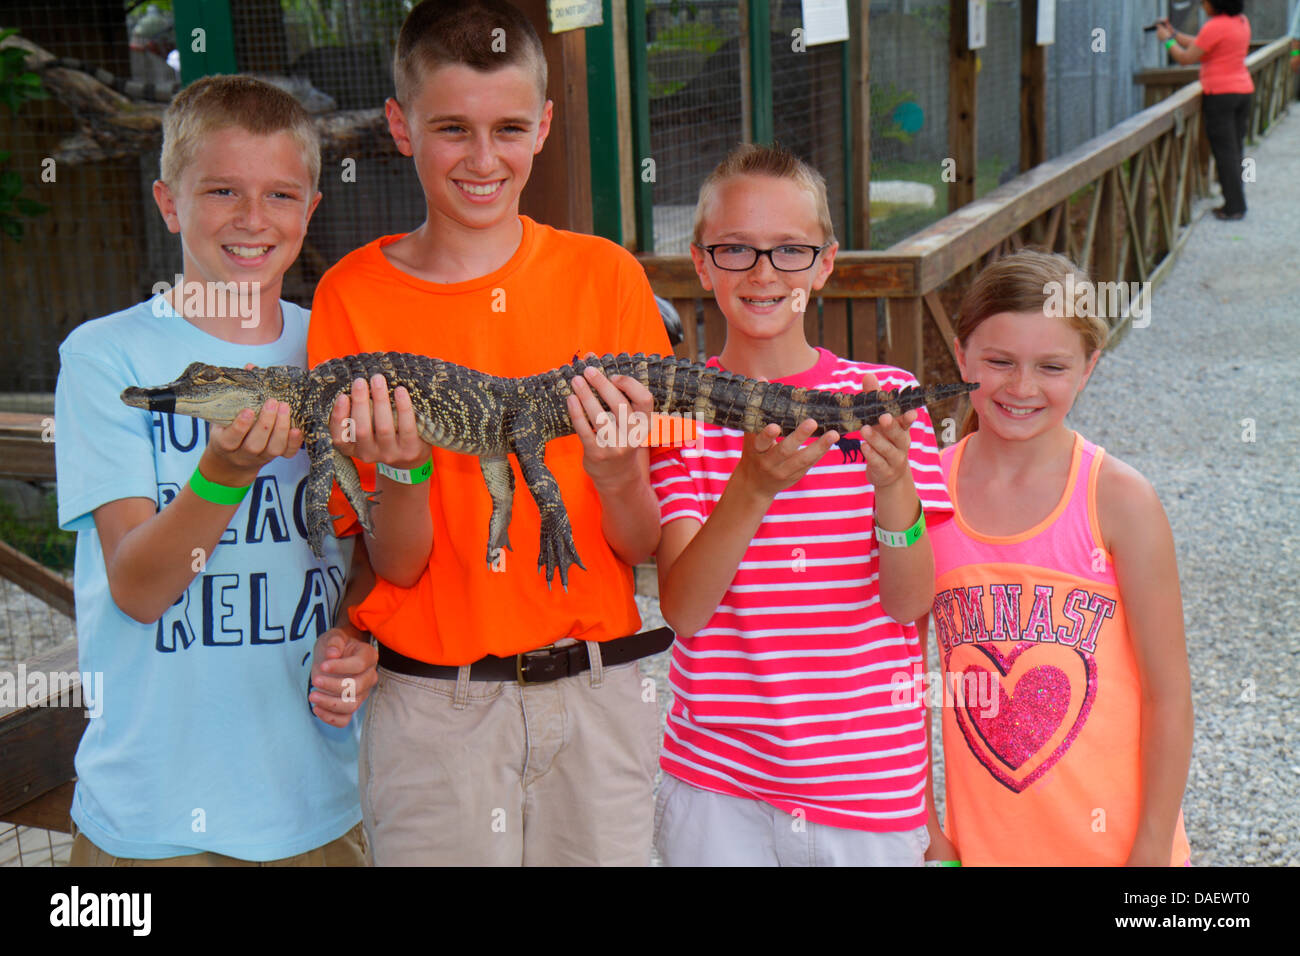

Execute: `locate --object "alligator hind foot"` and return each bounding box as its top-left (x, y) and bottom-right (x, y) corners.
top-left (511, 429), bottom-right (587, 588)
top-left (538, 516), bottom-right (585, 590)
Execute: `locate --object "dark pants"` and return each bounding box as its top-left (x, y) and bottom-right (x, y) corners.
top-left (1203, 92), bottom-right (1252, 215)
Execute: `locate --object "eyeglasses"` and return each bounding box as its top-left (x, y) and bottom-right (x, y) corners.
top-left (695, 242), bottom-right (831, 272)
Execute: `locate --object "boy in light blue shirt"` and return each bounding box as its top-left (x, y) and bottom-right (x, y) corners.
top-left (55, 75), bottom-right (376, 864)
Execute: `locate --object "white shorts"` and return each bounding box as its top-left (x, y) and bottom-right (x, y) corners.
top-left (654, 774), bottom-right (929, 867)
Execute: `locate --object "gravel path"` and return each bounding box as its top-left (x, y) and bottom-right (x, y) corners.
top-left (1060, 113), bottom-right (1300, 866)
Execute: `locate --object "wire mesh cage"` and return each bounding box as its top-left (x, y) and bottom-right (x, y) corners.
top-left (0, 480), bottom-right (76, 868)
top-left (770, 0), bottom-right (847, 243)
top-left (866, 0), bottom-right (952, 249)
top-left (0, 0), bottom-right (424, 403)
top-left (643, 0), bottom-right (746, 253)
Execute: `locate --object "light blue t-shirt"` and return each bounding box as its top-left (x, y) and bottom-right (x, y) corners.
top-left (55, 296), bottom-right (361, 861)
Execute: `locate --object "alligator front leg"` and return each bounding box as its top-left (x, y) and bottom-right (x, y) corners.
top-left (478, 454), bottom-right (514, 564)
top-left (510, 429), bottom-right (585, 589)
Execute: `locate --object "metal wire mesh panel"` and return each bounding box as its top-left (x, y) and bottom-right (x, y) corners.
top-left (644, 0), bottom-right (746, 253)
top-left (866, 0), bottom-right (951, 249)
top-left (1, 2), bottom-right (144, 403)
top-left (0, 1), bottom-right (423, 401)
top-left (231, 1), bottom-right (424, 289)
top-left (976, 0), bottom-right (1020, 194)
top-left (770, 0), bottom-right (846, 242)
top-left (1047, 0), bottom-right (1161, 159)
top-left (0, 823), bottom-right (71, 866)
top-left (0, 483), bottom-right (75, 868)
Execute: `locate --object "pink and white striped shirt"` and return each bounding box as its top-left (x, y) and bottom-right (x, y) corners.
top-left (651, 348), bottom-right (954, 831)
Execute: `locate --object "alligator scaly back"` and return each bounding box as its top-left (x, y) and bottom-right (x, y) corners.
top-left (531, 353), bottom-right (976, 438)
top-left (122, 352), bottom-right (977, 588)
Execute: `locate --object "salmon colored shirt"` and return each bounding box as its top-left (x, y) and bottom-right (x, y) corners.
top-left (1196, 14), bottom-right (1254, 95)
top-left (929, 433), bottom-right (1191, 866)
top-left (307, 216), bottom-right (671, 664)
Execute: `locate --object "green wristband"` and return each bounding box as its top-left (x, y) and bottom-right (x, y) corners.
top-left (875, 503), bottom-right (926, 548)
top-left (189, 466), bottom-right (251, 505)
top-left (1164, 37), bottom-right (1177, 50)
top-left (375, 459), bottom-right (432, 485)
top-left (1291, 49), bottom-right (1300, 56)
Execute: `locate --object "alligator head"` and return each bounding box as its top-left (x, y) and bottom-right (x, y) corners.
top-left (121, 362), bottom-right (307, 426)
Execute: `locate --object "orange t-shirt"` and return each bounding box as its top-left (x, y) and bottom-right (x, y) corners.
top-left (307, 216), bottom-right (671, 664)
top-left (1196, 14), bottom-right (1254, 95)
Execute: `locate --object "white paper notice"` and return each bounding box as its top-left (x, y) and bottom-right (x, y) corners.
top-left (1036, 0), bottom-right (1056, 46)
top-left (801, 0), bottom-right (850, 47)
top-left (968, 0), bottom-right (987, 50)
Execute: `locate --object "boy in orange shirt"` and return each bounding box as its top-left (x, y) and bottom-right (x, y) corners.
top-left (307, 0), bottom-right (671, 865)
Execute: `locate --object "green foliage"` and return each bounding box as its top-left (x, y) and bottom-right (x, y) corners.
top-left (0, 490), bottom-right (74, 572)
top-left (0, 150), bottom-right (50, 241)
top-left (871, 82), bottom-right (917, 146)
top-left (0, 28), bottom-right (48, 114)
top-left (281, 0), bottom-right (409, 50)
top-left (646, 18), bottom-right (727, 99)
top-left (0, 28), bottom-right (51, 242)
top-left (910, 1), bottom-right (951, 41)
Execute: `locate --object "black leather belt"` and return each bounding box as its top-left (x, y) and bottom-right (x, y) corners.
top-left (377, 627), bottom-right (675, 685)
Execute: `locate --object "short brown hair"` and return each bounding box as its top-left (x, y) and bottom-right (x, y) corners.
top-left (160, 75), bottom-right (320, 190)
top-left (955, 249), bottom-right (1109, 438)
top-left (693, 142), bottom-right (835, 245)
top-left (393, 0), bottom-right (548, 107)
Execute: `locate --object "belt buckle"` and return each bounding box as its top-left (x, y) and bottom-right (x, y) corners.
top-left (516, 644), bottom-right (558, 685)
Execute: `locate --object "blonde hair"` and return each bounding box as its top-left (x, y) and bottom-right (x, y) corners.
top-left (160, 75), bottom-right (320, 190)
top-left (955, 249), bottom-right (1109, 438)
top-left (393, 0), bottom-right (547, 108)
top-left (693, 143), bottom-right (835, 245)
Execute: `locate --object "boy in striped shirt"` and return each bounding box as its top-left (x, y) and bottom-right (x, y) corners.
top-left (650, 144), bottom-right (952, 865)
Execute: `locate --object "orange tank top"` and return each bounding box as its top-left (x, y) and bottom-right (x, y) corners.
top-left (929, 432), bottom-right (1191, 866)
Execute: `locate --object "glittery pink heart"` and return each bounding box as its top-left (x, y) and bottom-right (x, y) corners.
top-left (951, 642), bottom-right (1097, 793)
top-left (966, 664), bottom-right (1069, 770)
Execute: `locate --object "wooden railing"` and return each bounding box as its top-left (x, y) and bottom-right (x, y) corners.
top-left (641, 36), bottom-right (1295, 379)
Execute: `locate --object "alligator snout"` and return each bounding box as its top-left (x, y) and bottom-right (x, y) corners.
top-left (120, 385), bottom-right (177, 414)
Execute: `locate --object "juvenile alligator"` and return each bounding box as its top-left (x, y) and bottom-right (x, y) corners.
top-left (121, 353), bottom-right (977, 587)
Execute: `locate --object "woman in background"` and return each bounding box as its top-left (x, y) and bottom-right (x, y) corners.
top-left (1158, 0), bottom-right (1254, 220)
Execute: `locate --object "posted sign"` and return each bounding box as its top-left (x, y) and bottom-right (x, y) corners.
top-left (548, 0), bottom-right (601, 34)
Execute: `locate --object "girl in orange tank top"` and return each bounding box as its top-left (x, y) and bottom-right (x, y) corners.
top-left (924, 250), bottom-right (1192, 866)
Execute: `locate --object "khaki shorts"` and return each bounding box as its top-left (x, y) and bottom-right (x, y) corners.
top-left (68, 821), bottom-right (369, 867)
top-left (359, 641), bottom-right (660, 866)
